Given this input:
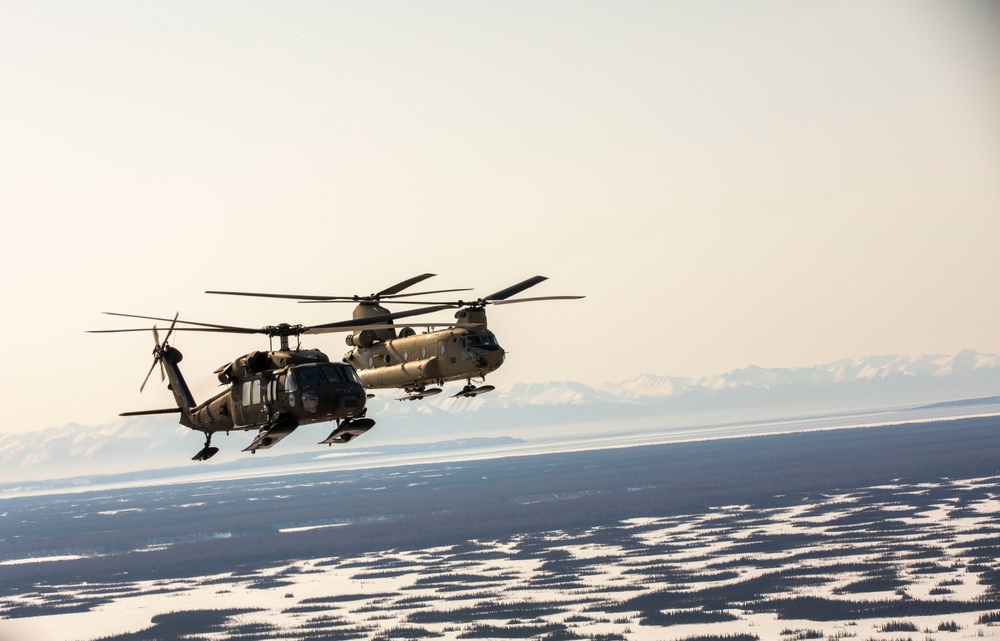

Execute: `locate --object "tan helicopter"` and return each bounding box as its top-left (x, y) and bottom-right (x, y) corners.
top-left (207, 274), bottom-right (583, 400)
top-left (89, 304), bottom-right (450, 460)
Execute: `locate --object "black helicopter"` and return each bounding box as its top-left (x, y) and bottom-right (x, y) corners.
top-left (89, 304), bottom-right (451, 461)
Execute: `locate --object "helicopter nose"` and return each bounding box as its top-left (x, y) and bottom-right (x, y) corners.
top-left (473, 346), bottom-right (506, 370)
top-left (340, 394), bottom-right (364, 412)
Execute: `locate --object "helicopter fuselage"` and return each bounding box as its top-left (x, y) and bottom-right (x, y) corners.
top-left (184, 360), bottom-right (368, 435)
top-left (343, 320), bottom-right (506, 391)
top-left (151, 344), bottom-right (369, 455)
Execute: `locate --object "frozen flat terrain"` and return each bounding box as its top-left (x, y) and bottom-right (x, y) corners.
top-left (1, 416), bottom-right (999, 640)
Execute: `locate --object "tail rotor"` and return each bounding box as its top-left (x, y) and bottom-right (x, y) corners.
top-left (139, 313), bottom-right (178, 392)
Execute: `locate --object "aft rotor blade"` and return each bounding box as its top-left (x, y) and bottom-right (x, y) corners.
top-left (484, 275), bottom-right (549, 302)
top-left (490, 295), bottom-right (585, 305)
top-left (380, 287), bottom-right (473, 299)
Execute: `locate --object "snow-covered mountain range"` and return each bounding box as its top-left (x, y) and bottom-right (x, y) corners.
top-left (3, 351), bottom-right (998, 484)
top-left (601, 350), bottom-right (1000, 397)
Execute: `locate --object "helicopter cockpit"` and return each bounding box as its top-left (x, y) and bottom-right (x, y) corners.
top-left (287, 362), bottom-right (363, 390)
top-left (463, 332), bottom-right (501, 351)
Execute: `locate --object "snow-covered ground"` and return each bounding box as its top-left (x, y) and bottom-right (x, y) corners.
top-left (3, 475), bottom-right (999, 641)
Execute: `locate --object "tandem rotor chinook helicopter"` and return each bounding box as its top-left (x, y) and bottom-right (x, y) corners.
top-left (89, 304), bottom-right (453, 460)
top-left (207, 274), bottom-right (584, 401)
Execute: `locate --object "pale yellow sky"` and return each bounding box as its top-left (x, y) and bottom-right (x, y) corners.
top-left (1, 1), bottom-right (998, 434)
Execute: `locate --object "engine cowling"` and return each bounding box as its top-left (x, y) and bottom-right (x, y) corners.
top-left (346, 329), bottom-right (377, 348)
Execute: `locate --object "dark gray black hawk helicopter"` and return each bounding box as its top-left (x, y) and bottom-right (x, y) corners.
top-left (89, 304), bottom-right (451, 461)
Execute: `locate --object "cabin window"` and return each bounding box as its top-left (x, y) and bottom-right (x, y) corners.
top-left (402, 350), bottom-right (408, 361)
top-left (241, 382), bottom-right (252, 407)
top-left (251, 379), bottom-right (262, 404)
top-left (420, 347), bottom-right (427, 359)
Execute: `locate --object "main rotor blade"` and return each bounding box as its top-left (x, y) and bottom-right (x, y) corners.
top-left (88, 326), bottom-right (260, 335)
top-left (484, 275), bottom-right (548, 302)
top-left (490, 295), bottom-right (585, 305)
top-left (101, 312), bottom-right (256, 332)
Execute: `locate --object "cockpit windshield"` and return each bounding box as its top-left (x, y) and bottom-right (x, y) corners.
top-left (464, 333), bottom-right (499, 348)
top-left (291, 363), bottom-right (363, 389)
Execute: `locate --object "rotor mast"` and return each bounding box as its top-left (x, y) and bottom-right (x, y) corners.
top-left (264, 323), bottom-right (303, 351)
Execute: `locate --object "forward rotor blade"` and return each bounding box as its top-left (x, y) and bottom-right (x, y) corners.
top-left (377, 273), bottom-right (437, 297)
top-left (306, 321), bottom-right (474, 335)
top-left (299, 297), bottom-right (465, 306)
top-left (484, 275), bottom-right (548, 302)
top-left (490, 295), bottom-right (585, 305)
top-left (207, 285), bottom-right (473, 303)
top-left (206, 290), bottom-right (350, 301)
top-left (305, 304), bottom-right (455, 333)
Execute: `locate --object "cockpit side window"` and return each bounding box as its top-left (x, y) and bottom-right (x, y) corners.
top-left (321, 364), bottom-right (348, 383)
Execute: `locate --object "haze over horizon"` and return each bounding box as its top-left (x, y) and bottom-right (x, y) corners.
top-left (2, 1), bottom-right (998, 436)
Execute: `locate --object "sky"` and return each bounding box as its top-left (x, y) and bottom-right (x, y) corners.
top-left (1, 1), bottom-right (998, 436)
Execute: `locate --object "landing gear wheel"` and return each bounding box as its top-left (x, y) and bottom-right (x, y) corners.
top-left (192, 433), bottom-right (219, 461)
